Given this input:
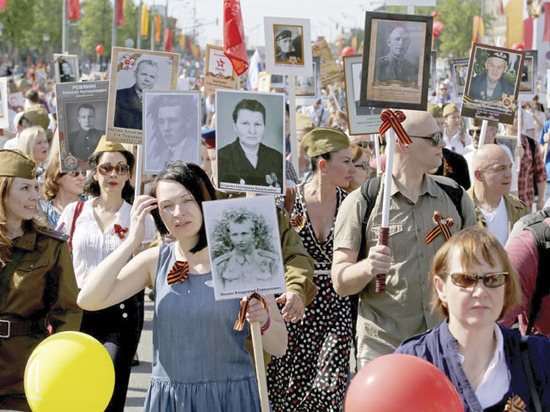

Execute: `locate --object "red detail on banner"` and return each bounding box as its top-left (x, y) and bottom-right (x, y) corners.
top-left (67, 0), bottom-right (80, 20)
top-left (116, 0), bottom-right (125, 26)
top-left (164, 29), bottom-right (173, 52)
top-left (544, 3), bottom-right (550, 42)
top-left (524, 16), bottom-right (534, 49)
top-left (223, 0), bottom-right (248, 75)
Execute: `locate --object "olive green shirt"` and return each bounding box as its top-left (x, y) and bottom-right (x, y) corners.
top-left (333, 174), bottom-right (476, 363)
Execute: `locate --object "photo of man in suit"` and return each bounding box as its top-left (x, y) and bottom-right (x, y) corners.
top-left (374, 26), bottom-right (418, 84)
top-left (145, 93), bottom-right (199, 172)
top-left (114, 59), bottom-right (159, 130)
top-left (67, 103), bottom-right (104, 161)
top-left (468, 50), bottom-right (515, 101)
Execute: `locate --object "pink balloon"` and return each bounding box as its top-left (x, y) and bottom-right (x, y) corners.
top-left (345, 354), bottom-right (464, 412)
top-left (342, 46), bottom-right (356, 57)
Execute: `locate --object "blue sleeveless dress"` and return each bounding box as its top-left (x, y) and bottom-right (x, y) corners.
top-left (143, 243), bottom-right (261, 411)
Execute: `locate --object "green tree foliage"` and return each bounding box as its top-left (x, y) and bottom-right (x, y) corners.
top-left (435, 0), bottom-right (482, 58)
top-left (80, 0), bottom-right (113, 58)
top-left (0, 0), bottom-right (35, 58)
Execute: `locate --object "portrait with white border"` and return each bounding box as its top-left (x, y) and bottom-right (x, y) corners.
top-left (54, 54), bottom-right (80, 84)
top-left (264, 17), bottom-right (312, 77)
top-left (203, 196), bottom-right (286, 301)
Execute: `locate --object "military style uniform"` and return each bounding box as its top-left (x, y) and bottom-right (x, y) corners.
top-left (468, 74), bottom-right (515, 101)
top-left (67, 128), bottom-right (104, 161)
top-left (214, 248), bottom-right (280, 290)
top-left (0, 227), bottom-right (82, 411)
top-left (374, 54), bottom-right (417, 84)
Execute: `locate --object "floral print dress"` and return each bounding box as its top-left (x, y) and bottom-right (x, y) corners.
top-left (267, 185), bottom-right (352, 411)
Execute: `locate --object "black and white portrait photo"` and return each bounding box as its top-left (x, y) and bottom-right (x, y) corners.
top-left (54, 54), bottom-right (79, 84)
top-left (66, 102), bottom-right (106, 161)
top-left (144, 91), bottom-right (200, 173)
top-left (274, 25), bottom-right (303, 65)
top-left (373, 24), bottom-right (419, 84)
top-left (216, 90), bottom-right (285, 195)
top-left (203, 196), bottom-right (285, 300)
top-left (106, 47), bottom-right (180, 144)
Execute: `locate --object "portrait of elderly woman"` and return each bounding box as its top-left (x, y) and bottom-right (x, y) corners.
top-left (217, 94), bottom-right (284, 192)
top-left (211, 208), bottom-right (281, 293)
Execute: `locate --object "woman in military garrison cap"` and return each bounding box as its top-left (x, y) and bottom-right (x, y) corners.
top-left (0, 149), bottom-right (81, 411)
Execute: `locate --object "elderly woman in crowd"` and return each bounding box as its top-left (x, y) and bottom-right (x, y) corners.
top-left (267, 128), bottom-right (356, 411)
top-left (0, 149), bottom-right (81, 411)
top-left (396, 226), bottom-right (550, 411)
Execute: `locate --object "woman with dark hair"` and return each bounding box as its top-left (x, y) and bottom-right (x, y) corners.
top-left (58, 137), bottom-right (156, 412)
top-left (78, 161), bottom-right (287, 411)
top-left (396, 226), bottom-right (550, 411)
top-left (267, 127), bottom-right (356, 411)
top-left (0, 149), bottom-right (81, 411)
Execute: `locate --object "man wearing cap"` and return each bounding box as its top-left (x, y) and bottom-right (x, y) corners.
top-left (275, 29), bottom-right (296, 63)
top-left (374, 26), bottom-right (418, 84)
top-left (4, 106), bottom-right (50, 150)
top-left (114, 59), bottom-right (159, 130)
top-left (469, 51), bottom-right (515, 101)
top-left (0, 149), bottom-right (81, 410)
top-left (331, 110), bottom-right (476, 366)
top-left (67, 104), bottom-right (104, 161)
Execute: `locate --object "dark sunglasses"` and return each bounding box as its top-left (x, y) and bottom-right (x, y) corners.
top-left (354, 161), bottom-right (370, 171)
top-left (450, 272), bottom-right (509, 289)
top-left (60, 171), bottom-right (84, 178)
top-left (97, 163), bottom-right (130, 176)
top-left (356, 141), bottom-right (374, 149)
top-left (409, 131), bottom-right (443, 147)
top-left (468, 129), bottom-right (482, 137)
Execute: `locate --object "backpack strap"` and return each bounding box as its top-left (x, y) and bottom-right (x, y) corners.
top-left (433, 180), bottom-right (464, 226)
top-left (526, 136), bottom-right (538, 195)
top-left (68, 200), bottom-right (85, 253)
top-left (358, 176), bottom-right (381, 261)
top-left (520, 335), bottom-right (543, 412)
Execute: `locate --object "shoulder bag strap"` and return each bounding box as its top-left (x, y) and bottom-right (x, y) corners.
top-left (68, 200), bottom-right (85, 253)
top-left (520, 335), bottom-right (543, 412)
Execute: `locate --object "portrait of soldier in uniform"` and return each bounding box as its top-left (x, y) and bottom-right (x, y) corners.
top-left (374, 26), bottom-right (418, 84)
top-left (468, 50), bottom-right (515, 101)
top-left (144, 93), bottom-right (199, 172)
top-left (67, 103), bottom-right (105, 161)
top-left (212, 208), bottom-right (281, 292)
top-left (114, 59), bottom-right (159, 130)
top-left (59, 59), bottom-right (76, 83)
top-left (274, 26), bottom-right (303, 64)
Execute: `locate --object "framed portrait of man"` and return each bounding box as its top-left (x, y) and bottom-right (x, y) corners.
top-left (450, 58), bottom-right (470, 100)
top-left (360, 11), bottom-right (433, 110)
top-left (462, 43), bottom-right (524, 125)
top-left (0, 78), bottom-right (9, 129)
top-left (54, 54), bottom-right (80, 84)
top-left (519, 50), bottom-right (537, 98)
top-left (343, 55), bottom-right (382, 135)
top-left (56, 81), bottom-right (109, 172)
top-left (216, 90), bottom-right (285, 195)
top-left (296, 57), bottom-right (321, 106)
top-left (106, 47), bottom-right (180, 144)
top-left (203, 195), bottom-right (286, 301)
top-left (264, 16), bottom-right (313, 77)
top-left (143, 90), bottom-right (201, 174)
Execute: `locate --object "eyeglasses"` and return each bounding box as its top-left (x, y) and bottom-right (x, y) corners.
top-left (354, 161), bottom-right (370, 171)
top-left (450, 272), bottom-right (509, 289)
top-left (409, 131), bottom-right (443, 147)
top-left (468, 129), bottom-right (482, 137)
top-left (60, 171), bottom-right (84, 178)
top-left (356, 141), bottom-right (374, 150)
top-left (97, 163), bottom-right (130, 175)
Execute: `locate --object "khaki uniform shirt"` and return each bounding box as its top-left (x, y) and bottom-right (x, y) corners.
top-left (333, 174), bottom-right (476, 363)
top-left (0, 229), bottom-right (82, 408)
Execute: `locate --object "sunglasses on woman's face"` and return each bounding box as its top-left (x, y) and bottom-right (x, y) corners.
top-left (450, 272), bottom-right (508, 289)
top-left (97, 163), bottom-right (130, 176)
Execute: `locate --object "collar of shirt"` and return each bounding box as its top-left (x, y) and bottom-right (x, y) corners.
top-left (12, 231), bottom-right (37, 251)
top-left (232, 249), bottom-right (257, 265)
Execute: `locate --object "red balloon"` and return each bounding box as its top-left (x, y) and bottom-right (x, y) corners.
top-left (96, 44), bottom-right (105, 55)
top-left (342, 46), bottom-right (356, 57)
top-left (432, 11), bottom-right (439, 18)
top-left (345, 354), bottom-right (464, 412)
top-left (511, 42), bottom-right (525, 50)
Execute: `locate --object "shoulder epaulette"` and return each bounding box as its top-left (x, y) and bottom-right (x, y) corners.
top-left (37, 227), bottom-right (70, 242)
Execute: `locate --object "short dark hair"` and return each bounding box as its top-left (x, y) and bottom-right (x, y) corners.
top-left (149, 162), bottom-right (217, 253)
top-left (84, 150), bottom-right (135, 204)
top-left (310, 152), bottom-right (332, 173)
top-left (232, 99), bottom-right (266, 124)
top-left (77, 103), bottom-right (95, 115)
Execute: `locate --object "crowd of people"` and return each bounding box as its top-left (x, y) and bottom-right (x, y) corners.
top-left (1, 45), bottom-right (550, 412)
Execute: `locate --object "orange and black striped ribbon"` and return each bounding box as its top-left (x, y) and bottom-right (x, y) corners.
top-left (426, 211), bottom-right (454, 244)
top-left (290, 214), bottom-right (306, 231)
top-left (379, 109), bottom-right (412, 146)
top-left (376, 227), bottom-right (389, 294)
top-left (504, 394), bottom-right (526, 411)
top-left (113, 224), bottom-right (128, 239)
top-left (234, 292), bottom-right (269, 331)
top-left (167, 261), bottom-right (189, 285)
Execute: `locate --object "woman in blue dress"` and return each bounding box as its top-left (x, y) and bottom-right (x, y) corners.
top-left (78, 161), bottom-right (287, 411)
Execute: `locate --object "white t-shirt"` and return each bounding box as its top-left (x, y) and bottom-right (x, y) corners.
top-left (444, 129), bottom-right (471, 155)
top-left (58, 199), bottom-right (157, 288)
top-left (478, 197), bottom-right (509, 245)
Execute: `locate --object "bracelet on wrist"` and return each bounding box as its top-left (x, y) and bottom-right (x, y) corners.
top-left (260, 316), bottom-right (271, 335)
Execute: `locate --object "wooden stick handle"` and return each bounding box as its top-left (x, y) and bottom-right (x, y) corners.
top-left (250, 321), bottom-right (270, 412)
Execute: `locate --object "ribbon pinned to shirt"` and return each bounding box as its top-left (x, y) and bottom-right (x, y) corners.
top-left (379, 109), bottom-right (412, 146)
top-left (234, 292), bottom-right (268, 331)
top-left (113, 224), bottom-right (128, 239)
top-left (426, 211), bottom-right (454, 244)
top-left (167, 260), bottom-right (189, 285)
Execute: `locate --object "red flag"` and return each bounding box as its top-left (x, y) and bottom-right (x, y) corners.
top-left (116, 0), bottom-right (125, 26)
top-left (524, 15), bottom-right (534, 49)
top-left (544, 2), bottom-right (550, 42)
top-left (223, 0), bottom-right (248, 75)
top-left (67, 0), bottom-right (80, 20)
top-left (433, 20), bottom-right (445, 39)
top-left (0, 0), bottom-right (6, 10)
top-left (164, 28), bottom-right (173, 52)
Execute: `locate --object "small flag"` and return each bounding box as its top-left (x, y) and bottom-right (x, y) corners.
top-left (154, 15), bottom-right (162, 43)
top-left (116, 0), bottom-right (125, 26)
top-left (223, 0), bottom-right (248, 75)
top-left (140, 4), bottom-right (148, 37)
top-left (164, 28), bottom-right (173, 52)
top-left (67, 0), bottom-right (80, 20)
top-left (246, 50), bottom-right (261, 90)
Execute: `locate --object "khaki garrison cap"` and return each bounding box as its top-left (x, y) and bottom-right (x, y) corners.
top-left (301, 127), bottom-right (350, 158)
top-left (0, 150), bottom-right (36, 179)
top-left (94, 135), bottom-right (128, 153)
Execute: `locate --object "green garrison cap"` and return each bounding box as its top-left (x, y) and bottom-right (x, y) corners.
top-left (0, 150), bottom-right (36, 179)
top-left (301, 127), bottom-right (350, 158)
top-left (93, 135), bottom-right (128, 153)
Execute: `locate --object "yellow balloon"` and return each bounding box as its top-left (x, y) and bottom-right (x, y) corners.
top-left (24, 331), bottom-right (114, 412)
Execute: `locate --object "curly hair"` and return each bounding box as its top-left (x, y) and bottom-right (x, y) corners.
top-left (211, 208), bottom-right (274, 259)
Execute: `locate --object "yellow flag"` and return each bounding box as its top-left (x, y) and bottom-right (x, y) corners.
top-left (351, 36), bottom-right (357, 51)
top-left (140, 4), bottom-right (148, 37)
top-left (180, 34), bottom-right (186, 49)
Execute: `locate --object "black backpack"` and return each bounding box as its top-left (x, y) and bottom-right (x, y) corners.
top-left (517, 208), bottom-right (550, 335)
top-left (357, 176), bottom-right (464, 261)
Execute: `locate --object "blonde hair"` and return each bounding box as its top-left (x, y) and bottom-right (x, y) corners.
top-left (18, 126), bottom-right (46, 162)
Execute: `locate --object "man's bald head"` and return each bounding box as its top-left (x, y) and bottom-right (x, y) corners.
top-left (472, 144), bottom-right (506, 172)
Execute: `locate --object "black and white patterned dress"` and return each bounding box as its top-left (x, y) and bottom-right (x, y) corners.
top-left (267, 185), bottom-right (352, 411)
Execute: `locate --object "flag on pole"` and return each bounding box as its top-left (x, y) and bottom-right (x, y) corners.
top-left (0, 0), bottom-right (6, 10)
top-left (246, 50), bottom-right (261, 90)
top-left (116, 0), bottom-right (125, 26)
top-left (140, 4), bottom-right (148, 37)
top-left (154, 15), bottom-right (162, 43)
top-left (543, 2), bottom-right (550, 42)
top-left (164, 28), bottom-right (173, 52)
top-left (67, 0), bottom-right (80, 20)
top-left (180, 34), bottom-right (186, 49)
top-left (503, 0), bottom-right (525, 47)
top-left (223, 0), bottom-right (248, 75)
top-left (472, 16), bottom-right (484, 42)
